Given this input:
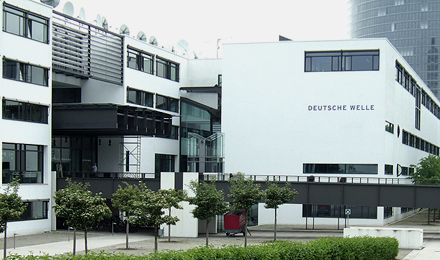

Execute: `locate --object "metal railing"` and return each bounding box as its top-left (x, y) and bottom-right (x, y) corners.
top-left (57, 171), bottom-right (157, 179)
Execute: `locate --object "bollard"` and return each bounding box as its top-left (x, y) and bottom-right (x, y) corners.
top-left (13, 233), bottom-right (16, 249)
top-left (112, 222), bottom-right (116, 236)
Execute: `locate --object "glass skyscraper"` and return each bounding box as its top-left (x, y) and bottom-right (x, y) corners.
top-left (350, 0), bottom-right (440, 98)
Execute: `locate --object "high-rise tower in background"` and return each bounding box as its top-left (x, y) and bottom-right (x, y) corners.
top-left (350, 0), bottom-right (440, 98)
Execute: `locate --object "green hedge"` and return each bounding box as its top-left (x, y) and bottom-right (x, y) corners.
top-left (6, 236), bottom-right (399, 260)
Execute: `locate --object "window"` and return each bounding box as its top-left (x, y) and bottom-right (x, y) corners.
top-left (303, 164), bottom-right (378, 174)
top-left (156, 57), bottom-right (179, 82)
top-left (2, 99), bottom-right (48, 124)
top-left (385, 164), bottom-right (393, 175)
top-left (305, 50), bottom-right (379, 72)
top-left (127, 87), bottom-right (153, 107)
top-left (18, 200), bottom-right (48, 221)
top-left (2, 143), bottom-right (44, 184)
top-left (303, 204), bottom-right (377, 219)
top-left (3, 4), bottom-right (49, 43)
top-left (155, 154), bottom-right (175, 173)
top-left (156, 94), bottom-right (178, 112)
top-left (3, 59), bottom-right (48, 86)
top-left (402, 129), bottom-right (440, 156)
top-left (384, 207), bottom-right (393, 218)
top-left (127, 48), bottom-right (153, 74)
top-left (385, 121), bottom-right (394, 133)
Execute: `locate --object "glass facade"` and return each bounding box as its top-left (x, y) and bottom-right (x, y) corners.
top-left (350, 0), bottom-right (440, 98)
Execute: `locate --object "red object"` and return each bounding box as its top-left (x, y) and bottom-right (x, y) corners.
top-left (224, 210), bottom-right (246, 230)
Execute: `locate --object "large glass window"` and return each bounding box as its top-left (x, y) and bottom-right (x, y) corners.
top-left (127, 48), bottom-right (153, 74)
top-left (305, 50), bottom-right (379, 72)
top-left (3, 59), bottom-right (48, 86)
top-left (2, 99), bottom-right (48, 124)
top-left (3, 4), bottom-right (49, 43)
top-left (155, 154), bottom-right (175, 173)
top-left (2, 143), bottom-right (44, 183)
top-left (126, 87), bottom-right (153, 107)
top-left (18, 200), bottom-right (48, 221)
top-left (156, 57), bottom-right (179, 82)
top-left (156, 94), bottom-right (178, 112)
top-left (303, 204), bottom-right (377, 219)
top-left (303, 163), bottom-right (378, 174)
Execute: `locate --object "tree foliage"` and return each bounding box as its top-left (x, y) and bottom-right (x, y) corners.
top-left (53, 179), bottom-right (111, 254)
top-left (130, 183), bottom-right (183, 252)
top-left (0, 180), bottom-right (26, 259)
top-left (112, 182), bottom-right (142, 249)
top-left (228, 172), bottom-right (264, 247)
top-left (264, 181), bottom-right (298, 241)
top-left (188, 180), bottom-right (229, 246)
top-left (409, 155), bottom-right (440, 184)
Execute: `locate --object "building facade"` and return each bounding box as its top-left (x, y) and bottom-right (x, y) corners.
top-left (222, 39), bottom-right (440, 226)
top-left (350, 0), bottom-right (440, 99)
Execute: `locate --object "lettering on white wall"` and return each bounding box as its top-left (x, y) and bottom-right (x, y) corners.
top-left (307, 105), bottom-right (375, 111)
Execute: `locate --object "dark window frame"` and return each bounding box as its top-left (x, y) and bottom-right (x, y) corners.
top-left (126, 87), bottom-right (154, 107)
top-left (156, 94), bottom-right (179, 113)
top-left (127, 48), bottom-right (153, 74)
top-left (3, 4), bottom-right (49, 43)
top-left (2, 98), bottom-right (48, 124)
top-left (156, 57), bottom-right (179, 82)
top-left (305, 50), bottom-right (379, 72)
top-left (2, 143), bottom-right (44, 184)
top-left (3, 58), bottom-right (49, 86)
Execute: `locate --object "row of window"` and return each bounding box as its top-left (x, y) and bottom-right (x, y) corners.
top-left (396, 61), bottom-right (440, 123)
top-left (2, 143), bottom-right (44, 184)
top-left (402, 130), bottom-right (440, 156)
top-left (127, 47), bottom-right (179, 82)
top-left (2, 99), bottom-right (49, 124)
top-left (303, 204), bottom-right (377, 219)
top-left (3, 4), bottom-right (49, 43)
top-left (3, 58), bottom-right (49, 86)
top-left (305, 50), bottom-right (379, 72)
top-left (303, 164), bottom-right (378, 174)
top-left (127, 87), bottom-right (179, 113)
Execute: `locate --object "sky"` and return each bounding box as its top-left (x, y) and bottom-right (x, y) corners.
top-left (52, 0), bottom-right (351, 58)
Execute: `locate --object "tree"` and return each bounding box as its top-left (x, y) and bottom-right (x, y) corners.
top-left (160, 189), bottom-right (186, 242)
top-left (53, 179), bottom-right (111, 255)
top-left (264, 181), bottom-right (298, 241)
top-left (228, 172), bottom-right (264, 247)
top-left (188, 180), bottom-right (229, 247)
top-left (409, 155), bottom-right (440, 184)
top-left (112, 182), bottom-right (141, 249)
top-left (131, 183), bottom-right (181, 252)
top-left (0, 180), bottom-right (26, 259)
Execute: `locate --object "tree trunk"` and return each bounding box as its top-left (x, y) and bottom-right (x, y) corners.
top-left (206, 219), bottom-right (210, 247)
top-left (126, 221), bottom-right (129, 249)
top-left (244, 215), bottom-right (248, 247)
top-left (154, 225), bottom-right (158, 252)
top-left (73, 228), bottom-right (76, 255)
top-left (84, 229), bottom-right (88, 254)
top-left (168, 207), bottom-right (171, 242)
top-left (274, 207), bottom-right (277, 241)
top-left (3, 223), bottom-right (7, 259)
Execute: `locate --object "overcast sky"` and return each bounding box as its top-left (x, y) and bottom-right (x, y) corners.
top-left (53, 0), bottom-right (351, 58)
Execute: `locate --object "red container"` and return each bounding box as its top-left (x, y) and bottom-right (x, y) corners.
top-left (224, 210), bottom-right (246, 230)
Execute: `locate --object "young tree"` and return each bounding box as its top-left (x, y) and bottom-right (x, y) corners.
top-left (228, 172), bottom-right (264, 247)
top-left (410, 155), bottom-right (440, 184)
top-left (160, 189), bottom-right (186, 242)
top-left (188, 180), bottom-right (229, 247)
top-left (53, 179), bottom-right (111, 255)
top-left (131, 183), bottom-right (181, 252)
top-left (0, 180), bottom-right (26, 259)
top-left (264, 181), bottom-right (298, 241)
top-left (112, 182), bottom-right (141, 249)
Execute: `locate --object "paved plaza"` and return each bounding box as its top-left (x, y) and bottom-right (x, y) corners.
top-left (0, 209), bottom-right (439, 259)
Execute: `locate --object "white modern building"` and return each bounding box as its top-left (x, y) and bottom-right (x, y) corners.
top-left (2, 0), bottom-right (440, 236)
top-left (1, 0), bottom-right (53, 234)
top-left (222, 39), bottom-right (440, 226)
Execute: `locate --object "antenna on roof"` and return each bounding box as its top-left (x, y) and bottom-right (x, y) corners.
top-left (102, 17), bottom-right (108, 30)
top-left (63, 1), bottom-right (74, 17)
top-left (78, 7), bottom-right (86, 20)
top-left (119, 24), bottom-right (130, 36)
top-left (95, 14), bottom-right (102, 27)
top-left (40, 0), bottom-right (60, 8)
top-left (149, 36), bottom-right (158, 46)
top-left (137, 31), bottom-right (147, 42)
top-left (176, 39), bottom-right (194, 58)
